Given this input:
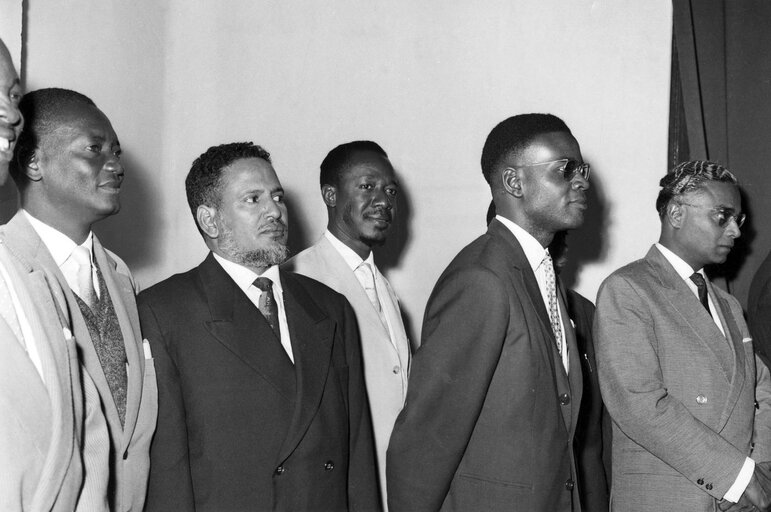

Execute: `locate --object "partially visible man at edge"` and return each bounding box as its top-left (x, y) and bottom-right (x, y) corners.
top-left (0, 38), bottom-right (109, 511)
top-left (286, 140), bottom-right (412, 507)
top-left (6, 87), bottom-right (157, 511)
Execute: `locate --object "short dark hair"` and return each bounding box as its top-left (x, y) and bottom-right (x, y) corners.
top-left (185, 141), bottom-right (271, 220)
top-left (480, 114), bottom-right (571, 184)
top-left (12, 87), bottom-right (96, 187)
top-left (319, 140), bottom-right (388, 188)
top-left (655, 160), bottom-right (738, 217)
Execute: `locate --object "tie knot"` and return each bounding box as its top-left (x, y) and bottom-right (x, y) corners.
top-left (253, 277), bottom-right (273, 292)
top-left (690, 272), bottom-right (707, 290)
top-left (72, 245), bottom-right (92, 267)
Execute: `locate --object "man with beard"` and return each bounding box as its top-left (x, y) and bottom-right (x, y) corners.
top-left (388, 114), bottom-right (590, 511)
top-left (285, 141), bottom-right (411, 507)
top-left (139, 142), bottom-right (380, 511)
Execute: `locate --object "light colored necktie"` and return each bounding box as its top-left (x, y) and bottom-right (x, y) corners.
top-left (72, 245), bottom-right (97, 309)
top-left (543, 253), bottom-right (562, 355)
top-left (356, 262), bottom-right (388, 329)
top-left (0, 268), bottom-right (24, 343)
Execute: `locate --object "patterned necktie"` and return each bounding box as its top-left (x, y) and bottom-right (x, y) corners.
top-left (690, 272), bottom-right (712, 317)
top-left (356, 262), bottom-right (382, 313)
top-left (0, 267), bottom-right (24, 344)
top-left (542, 253), bottom-right (562, 355)
top-left (253, 277), bottom-right (281, 341)
top-left (72, 245), bottom-right (97, 310)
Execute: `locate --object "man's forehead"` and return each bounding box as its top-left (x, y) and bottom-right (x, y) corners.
top-left (342, 151), bottom-right (395, 179)
top-left (514, 131), bottom-right (581, 164)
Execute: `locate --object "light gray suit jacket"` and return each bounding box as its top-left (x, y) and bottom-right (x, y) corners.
top-left (286, 235), bottom-right (411, 506)
top-left (0, 237), bottom-right (84, 511)
top-left (595, 245), bottom-right (771, 511)
top-left (4, 212), bottom-right (158, 512)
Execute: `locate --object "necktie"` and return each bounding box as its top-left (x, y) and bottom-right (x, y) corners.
top-left (356, 262), bottom-right (382, 313)
top-left (0, 267), bottom-right (24, 344)
top-left (72, 245), bottom-right (97, 310)
top-left (690, 272), bottom-right (712, 317)
top-left (253, 277), bottom-right (281, 341)
top-left (542, 253), bottom-right (562, 355)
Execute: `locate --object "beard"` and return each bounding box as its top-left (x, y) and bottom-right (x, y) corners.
top-left (218, 221), bottom-right (290, 269)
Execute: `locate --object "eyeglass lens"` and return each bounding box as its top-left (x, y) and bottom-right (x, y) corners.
top-left (561, 160), bottom-right (590, 182)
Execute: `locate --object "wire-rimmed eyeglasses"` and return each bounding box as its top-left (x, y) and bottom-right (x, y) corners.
top-left (514, 158), bottom-right (590, 182)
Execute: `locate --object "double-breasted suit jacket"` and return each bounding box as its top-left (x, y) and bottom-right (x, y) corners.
top-left (0, 235), bottom-right (83, 511)
top-left (286, 235), bottom-right (411, 505)
top-left (387, 219), bottom-right (583, 512)
top-left (139, 253), bottom-right (380, 512)
top-left (595, 245), bottom-right (771, 511)
top-left (4, 212), bottom-right (158, 512)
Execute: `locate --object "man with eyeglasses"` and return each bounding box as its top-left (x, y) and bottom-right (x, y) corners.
top-left (388, 113), bottom-right (590, 511)
top-left (595, 160), bottom-right (771, 511)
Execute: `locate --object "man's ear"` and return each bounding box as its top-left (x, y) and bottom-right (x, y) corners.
top-left (322, 184), bottom-right (337, 207)
top-left (667, 201), bottom-right (684, 228)
top-left (501, 167), bottom-right (523, 198)
top-left (196, 205), bottom-right (219, 238)
top-left (24, 151), bottom-right (43, 182)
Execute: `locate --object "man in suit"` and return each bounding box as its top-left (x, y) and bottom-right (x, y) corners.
top-left (0, 36), bottom-right (88, 511)
top-left (387, 113), bottom-right (590, 511)
top-left (285, 140), bottom-right (411, 506)
top-left (595, 160), bottom-right (771, 511)
top-left (748, 251), bottom-right (771, 371)
top-left (6, 87), bottom-right (157, 512)
top-left (140, 141), bottom-right (379, 511)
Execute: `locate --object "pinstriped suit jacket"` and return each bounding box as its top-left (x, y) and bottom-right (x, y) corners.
top-left (4, 212), bottom-right (157, 512)
top-left (0, 235), bottom-right (83, 511)
top-left (595, 245), bottom-right (771, 511)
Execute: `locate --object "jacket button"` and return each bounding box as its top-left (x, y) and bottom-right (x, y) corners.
top-left (696, 395), bottom-right (708, 404)
top-left (275, 466), bottom-right (285, 475)
top-left (324, 460), bottom-right (334, 471)
top-left (565, 479), bottom-right (574, 491)
top-left (697, 478), bottom-right (704, 485)
top-left (392, 366), bottom-right (400, 374)
top-left (559, 393), bottom-right (570, 405)
top-left (706, 483), bottom-right (713, 490)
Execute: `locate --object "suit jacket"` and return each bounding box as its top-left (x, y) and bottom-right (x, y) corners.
top-left (139, 253), bottom-right (380, 512)
top-left (594, 245), bottom-right (771, 511)
top-left (566, 290), bottom-right (610, 512)
top-left (748, 249), bottom-right (771, 371)
top-left (285, 235), bottom-right (411, 506)
top-left (4, 212), bottom-right (157, 512)
top-left (0, 237), bottom-right (83, 511)
top-left (387, 219), bottom-right (584, 512)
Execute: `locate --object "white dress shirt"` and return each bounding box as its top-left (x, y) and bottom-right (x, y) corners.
top-left (496, 215), bottom-right (568, 372)
top-left (655, 243), bottom-right (752, 503)
top-left (212, 253), bottom-right (293, 363)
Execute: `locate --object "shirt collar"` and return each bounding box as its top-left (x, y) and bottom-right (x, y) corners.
top-left (495, 215), bottom-right (550, 273)
top-left (212, 252), bottom-right (283, 295)
top-left (655, 242), bottom-right (705, 281)
top-left (324, 230), bottom-right (376, 271)
top-left (23, 209), bottom-right (94, 267)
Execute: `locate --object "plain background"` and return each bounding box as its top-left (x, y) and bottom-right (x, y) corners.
top-left (1, 1), bottom-right (673, 341)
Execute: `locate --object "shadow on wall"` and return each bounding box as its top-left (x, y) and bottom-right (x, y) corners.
top-left (285, 184), bottom-right (312, 258)
top-left (0, 179), bottom-right (19, 224)
top-left (94, 153), bottom-right (162, 278)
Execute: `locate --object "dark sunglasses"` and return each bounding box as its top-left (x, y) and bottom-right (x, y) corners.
top-left (515, 158), bottom-right (590, 182)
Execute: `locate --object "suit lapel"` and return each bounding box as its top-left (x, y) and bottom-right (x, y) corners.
top-left (277, 271), bottom-right (334, 463)
top-left (93, 237), bottom-right (143, 446)
top-left (559, 281), bottom-right (583, 435)
top-left (713, 291), bottom-right (748, 431)
top-left (199, 254), bottom-right (296, 400)
top-left (648, 247), bottom-right (733, 382)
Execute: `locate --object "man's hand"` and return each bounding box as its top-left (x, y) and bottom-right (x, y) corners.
top-left (738, 464), bottom-right (771, 512)
top-left (718, 496), bottom-right (757, 511)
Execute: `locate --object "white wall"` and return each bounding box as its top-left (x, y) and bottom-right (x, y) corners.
top-left (23, 1), bottom-right (672, 340)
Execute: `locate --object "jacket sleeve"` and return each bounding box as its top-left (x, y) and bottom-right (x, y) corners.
top-left (341, 298), bottom-right (381, 512)
top-left (386, 267), bottom-right (509, 511)
top-left (594, 274), bottom-right (747, 499)
top-left (139, 297), bottom-right (196, 512)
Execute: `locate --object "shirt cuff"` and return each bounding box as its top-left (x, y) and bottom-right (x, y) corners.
top-left (724, 457), bottom-right (755, 502)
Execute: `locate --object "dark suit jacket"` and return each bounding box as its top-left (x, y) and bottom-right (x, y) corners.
top-left (139, 253), bottom-right (379, 512)
top-left (748, 250), bottom-right (771, 371)
top-left (387, 219), bottom-right (583, 512)
top-left (566, 290), bottom-right (610, 512)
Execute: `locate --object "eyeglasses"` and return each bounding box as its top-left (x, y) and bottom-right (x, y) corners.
top-left (677, 202), bottom-right (746, 228)
top-left (514, 158), bottom-right (590, 182)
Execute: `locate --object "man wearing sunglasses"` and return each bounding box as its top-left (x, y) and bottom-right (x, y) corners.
top-left (595, 161), bottom-right (771, 511)
top-left (388, 113), bottom-right (590, 511)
